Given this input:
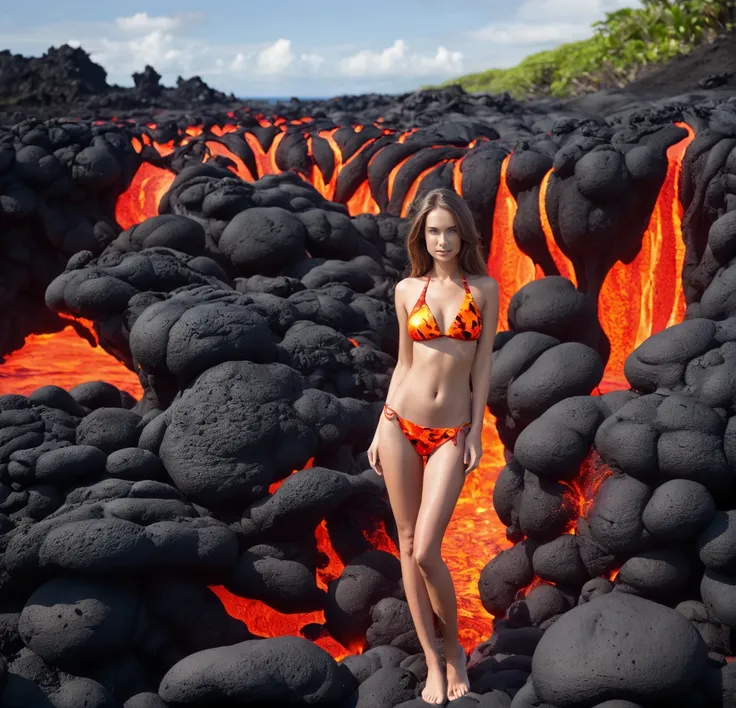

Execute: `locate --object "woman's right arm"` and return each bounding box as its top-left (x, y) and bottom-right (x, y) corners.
top-left (368, 281), bottom-right (413, 474)
top-left (373, 279), bottom-right (413, 437)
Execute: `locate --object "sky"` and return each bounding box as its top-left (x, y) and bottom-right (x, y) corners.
top-left (1, 0), bottom-right (642, 98)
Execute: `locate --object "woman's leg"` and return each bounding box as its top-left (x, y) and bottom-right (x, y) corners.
top-left (414, 429), bottom-right (470, 701)
top-left (379, 417), bottom-right (445, 704)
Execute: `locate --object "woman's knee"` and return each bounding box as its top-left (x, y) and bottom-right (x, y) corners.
top-left (414, 542), bottom-right (442, 574)
top-left (396, 525), bottom-right (416, 556)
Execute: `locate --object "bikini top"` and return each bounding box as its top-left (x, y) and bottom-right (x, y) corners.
top-left (407, 273), bottom-right (483, 342)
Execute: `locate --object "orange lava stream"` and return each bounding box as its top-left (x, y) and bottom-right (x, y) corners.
top-left (538, 169), bottom-right (577, 286)
top-left (445, 409), bottom-right (512, 650)
top-left (211, 408), bottom-right (508, 658)
top-left (115, 163), bottom-right (175, 231)
top-left (0, 322), bottom-right (142, 399)
top-left (400, 157), bottom-right (447, 217)
top-left (560, 449), bottom-right (615, 527)
top-left (487, 154), bottom-right (539, 330)
top-left (308, 129), bottom-right (340, 201)
top-left (209, 512), bottom-right (362, 661)
top-left (203, 140), bottom-right (254, 181)
top-left (533, 127), bottom-right (695, 383)
top-left (209, 589), bottom-right (356, 660)
top-left (597, 123), bottom-right (696, 382)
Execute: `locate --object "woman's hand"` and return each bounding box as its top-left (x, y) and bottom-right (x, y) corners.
top-left (368, 435), bottom-right (383, 476)
top-left (463, 429), bottom-right (483, 476)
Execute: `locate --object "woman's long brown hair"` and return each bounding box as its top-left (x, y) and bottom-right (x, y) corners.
top-left (405, 188), bottom-right (487, 277)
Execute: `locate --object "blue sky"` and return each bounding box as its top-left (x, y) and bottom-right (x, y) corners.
top-left (1, 0), bottom-right (640, 97)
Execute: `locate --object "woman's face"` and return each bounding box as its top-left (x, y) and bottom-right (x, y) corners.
top-left (424, 207), bottom-right (461, 263)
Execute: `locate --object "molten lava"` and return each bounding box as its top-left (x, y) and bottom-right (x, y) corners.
top-left (561, 449), bottom-right (615, 528)
top-left (0, 313), bottom-right (508, 656)
top-left (211, 409), bottom-right (509, 658)
top-left (210, 515), bottom-right (363, 661)
top-left (0, 321), bottom-right (142, 399)
top-left (517, 450), bottom-right (615, 600)
top-left (536, 123), bottom-right (696, 389)
top-left (211, 453), bottom-right (371, 659)
top-left (119, 120), bottom-right (694, 382)
top-left (120, 118), bottom-right (694, 391)
top-left (446, 409), bottom-right (512, 650)
top-left (116, 162), bottom-right (175, 231)
top-left (487, 154), bottom-right (540, 331)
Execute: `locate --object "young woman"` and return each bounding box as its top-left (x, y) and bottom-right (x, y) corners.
top-left (368, 188), bottom-right (498, 704)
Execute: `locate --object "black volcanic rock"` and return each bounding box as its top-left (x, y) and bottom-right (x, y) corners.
top-left (0, 45), bottom-right (108, 106)
top-left (531, 593), bottom-right (708, 705)
top-left (132, 66), bottom-right (162, 97)
top-left (0, 44), bottom-right (236, 115)
top-left (1, 41), bottom-right (736, 708)
top-left (158, 636), bottom-right (356, 705)
top-left (18, 576), bottom-right (140, 669)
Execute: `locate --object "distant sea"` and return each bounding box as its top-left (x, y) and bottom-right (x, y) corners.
top-left (239, 96), bottom-right (330, 103)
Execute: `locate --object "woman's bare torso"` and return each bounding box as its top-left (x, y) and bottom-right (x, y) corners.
top-left (391, 277), bottom-right (482, 427)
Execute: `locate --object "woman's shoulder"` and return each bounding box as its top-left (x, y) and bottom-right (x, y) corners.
top-left (395, 276), bottom-right (423, 294)
top-left (466, 273), bottom-right (498, 293)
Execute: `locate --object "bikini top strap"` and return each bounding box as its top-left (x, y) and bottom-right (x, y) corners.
top-left (420, 274), bottom-right (431, 301)
top-left (461, 273), bottom-right (471, 294)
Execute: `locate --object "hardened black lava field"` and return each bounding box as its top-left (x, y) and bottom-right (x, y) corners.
top-left (1, 45), bottom-right (736, 707)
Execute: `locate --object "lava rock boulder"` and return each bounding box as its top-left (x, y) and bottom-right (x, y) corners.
top-left (531, 592), bottom-right (707, 706)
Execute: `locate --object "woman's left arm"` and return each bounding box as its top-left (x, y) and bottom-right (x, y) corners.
top-left (465, 277), bottom-right (499, 473)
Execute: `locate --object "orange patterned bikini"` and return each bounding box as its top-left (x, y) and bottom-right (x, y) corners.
top-left (382, 273), bottom-right (482, 460)
top-left (407, 272), bottom-right (482, 342)
top-left (383, 404), bottom-right (471, 459)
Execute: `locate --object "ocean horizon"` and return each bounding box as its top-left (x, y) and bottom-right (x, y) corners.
top-left (238, 96), bottom-right (330, 103)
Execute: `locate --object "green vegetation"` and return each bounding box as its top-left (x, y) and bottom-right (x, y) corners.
top-left (436, 0), bottom-right (734, 99)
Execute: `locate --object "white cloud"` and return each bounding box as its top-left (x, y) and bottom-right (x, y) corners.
top-left (92, 30), bottom-right (189, 75)
top-left (474, 22), bottom-right (594, 45)
top-left (340, 40), bottom-right (462, 78)
top-left (257, 38), bottom-right (294, 75)
top-left (300, 53), bottom-right (325, 72)
top-left (115, 12), bottom-right (204, 34)
top-left (516, 0), bottom-right (600, 22)
top-left (415, 46), bottom-right (464, 74)
top-left (227, 41), bottom-right (317, 76)
top-left (229, 52), bottom-right (250, 72)
top-left (475, 0), bottom-right (643, 49)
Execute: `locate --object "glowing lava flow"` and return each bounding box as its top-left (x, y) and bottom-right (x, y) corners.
top-left (0, 321), bottom-right (142, 399)
top-left (597, 122), bottom-right (695, 390)
top-left (119, 120), bottom-right (694, 386)
top-left (210, 458), bottom-right (363, 660)
top-left (561, 449), bottom-right (615, 527)
top-left (115, 162), bottom-right (175, 230)
top-left (535, 123), bottom-right (696, 389)
top-left (0, 317), bottom-right (507, 656)
top-left (445, 409), bottom-right (512, 650)
top-left (486, 154), bottom-right (540, 331)
top-left (210, 517), bottom-right (363, 661)
top-left (210, 409), bottom-right (508, 657)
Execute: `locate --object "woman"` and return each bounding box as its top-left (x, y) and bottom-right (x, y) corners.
top-left (368, 188), bottom-right (498, 704)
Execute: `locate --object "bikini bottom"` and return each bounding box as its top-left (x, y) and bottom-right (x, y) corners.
top-left (383, 404), bottom-right (471, 459)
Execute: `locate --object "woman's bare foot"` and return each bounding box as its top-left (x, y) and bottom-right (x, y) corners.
top-left (445, 641), bottom-right (469, 701)
top-left (422, 657), bottom-right (446, 705)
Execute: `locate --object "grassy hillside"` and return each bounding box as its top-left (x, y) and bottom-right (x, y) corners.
top-left (437, 0), bottom-right (734, 99)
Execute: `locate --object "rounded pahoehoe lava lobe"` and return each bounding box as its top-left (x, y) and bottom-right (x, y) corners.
top-left (159, 636), bottom-right (355, 705)
top-left (156, 359), bottom-right (370, 508)
top-left (531, 593), bottom-right (708, 706)
top-left (18, 576), bottom-right (141, 669)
